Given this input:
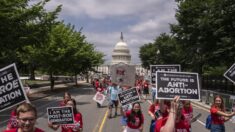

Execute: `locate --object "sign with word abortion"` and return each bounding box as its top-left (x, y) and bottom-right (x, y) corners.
top-left (156, 71), bottom-right (200, 100)
top-left (224, 63), bottom-right (235, 84)
top-left (150, 65), bottom-right (181, 84)
top-left (110, 62), bottom-right (136, 87)
top-left (93, 92), bottom-right (106, 105)
top-left (0, 63), bottom-right (29, 112)
top-left (47, 106), bottom-right (74, 125)
top-left (118, 88), bottom-right (140, 106)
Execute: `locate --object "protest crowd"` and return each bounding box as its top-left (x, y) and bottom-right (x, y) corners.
top-left (1, 64), bottom-right (235, 132)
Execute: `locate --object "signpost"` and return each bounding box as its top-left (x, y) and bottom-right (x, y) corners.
top-left (0, 63), bottom-right (29, 112)
top-left (110, 63), bottom-right (136, 87)
top-left (47, 106), bottom-right (74, 125)
top-left (150, 65), bottom-right (181, 84)
top-left (224, 63), bottom-right (235, 84)
top-left (156, 71), bottom-right (200, 100)
top-left (118, 88), bottom-right (140, 106)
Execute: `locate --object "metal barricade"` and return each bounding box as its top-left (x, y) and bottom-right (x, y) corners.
top-left (200, 90), bottom-right (233, 111)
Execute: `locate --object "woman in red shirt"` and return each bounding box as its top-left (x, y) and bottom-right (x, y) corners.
top-left (121, 102), bottom-right (144, 132)
top-left (49, 99), bottom-right (83, 132)
top-left (59, 92), bottom-right (72, 106)
top-left (210, 95), bottom-right (235, 132)
top-left (181, 100), bottom-right (193, 131)
top-left (155, 96), bottom-right (190, 132)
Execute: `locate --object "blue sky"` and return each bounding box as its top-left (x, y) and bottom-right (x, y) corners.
top-left (39, 0), bottom-right (178, 64)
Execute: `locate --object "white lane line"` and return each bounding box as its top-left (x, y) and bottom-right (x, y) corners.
top-left (197, 119), bottom-right (205, 126)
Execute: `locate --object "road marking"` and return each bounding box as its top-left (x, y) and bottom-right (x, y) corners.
top-left (98, 109), bottom-right (109, 132)
top-left (197, 119), bottom-right (205, 126)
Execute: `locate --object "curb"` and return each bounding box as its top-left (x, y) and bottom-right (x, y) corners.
top-left (192, 101), bottom-right (210, 111)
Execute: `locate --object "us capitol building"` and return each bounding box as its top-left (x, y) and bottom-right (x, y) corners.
top-left (93, 32), bottom-right (147, 77)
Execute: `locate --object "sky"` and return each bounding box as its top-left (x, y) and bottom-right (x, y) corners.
top-left (38, 0), bottom-right (178, 64)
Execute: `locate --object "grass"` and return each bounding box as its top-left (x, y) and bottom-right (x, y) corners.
top-left (21, 79), bottom-right (50, 85)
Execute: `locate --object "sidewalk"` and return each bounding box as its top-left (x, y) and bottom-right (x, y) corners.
top-left (28, 81), bottom-right (90, 101)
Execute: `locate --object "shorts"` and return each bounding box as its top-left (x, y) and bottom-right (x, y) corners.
top-left (109, 100), bottom-right (118, 107)
top-left (211, 124), bottom-right (225, 132)
top-left (143, 88), bottom-right (149, 94)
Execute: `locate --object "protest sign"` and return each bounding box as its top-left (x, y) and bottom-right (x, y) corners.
top-left (0, 63), bottom-right (29, 112)
top-left (93, 92), bottom-right (106, 105)
top-left (156, 71), bottom-right (200, 100)
top-left (224, 63), bottom-right (235, 84)
top-left (110, 63), bottom-right (135, 87)
top-left (47, 106), bottom-right (74, 125)
top-left (118, 88), bottom-right (140, 106)
top-left (150, 65), bottom-right (181, 84)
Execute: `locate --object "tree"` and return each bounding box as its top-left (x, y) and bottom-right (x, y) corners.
top-left (171, 0), bottom-right (235, 74)
top-left (139, 33), bottom-right (179, 69)
top-left (139, 43), bottom-right (157, 69)
top-left (0, 0), bottom-right (61, 77)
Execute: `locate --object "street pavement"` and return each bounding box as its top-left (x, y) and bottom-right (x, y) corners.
top-left (0, 81), bottom-right (235, 132)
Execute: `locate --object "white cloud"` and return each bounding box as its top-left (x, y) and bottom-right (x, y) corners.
top-left (32, 0), bottom-right (177, 63)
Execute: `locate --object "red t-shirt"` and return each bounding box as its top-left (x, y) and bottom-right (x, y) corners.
top-left (4, 128), bottom-right (44, 132)
top-left (95, 81), bottom-right (99, 89)
top-left (7, 110), bottom-right (18, 129)
top-left (210, 106), bottom-right (225, 125)
top-left (175, 119), bottom-right (190, 132)
top-left (181, 106), bottom-right (193, 126)
top-left (97, 87), bottom-right (104, 92)
top-left (59, 100), bottom-right (67, 106)
top-left (155, 116), bottom-right (190, 132)
top-left (155, 116), bottom-right (168, 132)
top-left (126, 110), bottom-right (144, 129)
top-left (149, 103), bottom-right (160, 114)
top-left (143, 82), bottom-right (149, 89)
top-left (61, 112), bottom-right (83, 132)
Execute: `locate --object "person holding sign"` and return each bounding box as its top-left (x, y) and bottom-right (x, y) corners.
top-left (4, 103), bottom-right (44, 132)
top-left (210, 95), bottom-right (235, 132)
top-left (121, 102), bottom-right (144, 132)
top-left (155, 96), bottom-right (191, 132)
top-left (119, 85), bottom-right (132, 131)
top-left (181, 100), bottom-right (193, 131)
top-left (48, 99), bottom-right (83, 132)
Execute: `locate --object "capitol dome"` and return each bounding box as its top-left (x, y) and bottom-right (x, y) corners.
top-left (111, 32), bottom-right (131, 65)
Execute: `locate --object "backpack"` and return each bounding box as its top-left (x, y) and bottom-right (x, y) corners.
top-left (205, 114), bottom-right (212, 129)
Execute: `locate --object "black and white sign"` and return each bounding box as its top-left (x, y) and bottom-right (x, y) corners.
top-left (156, 71), bottom-right (200, 100)
top-left (0, 63), bottom-right (29, 112)
top-left (150, 65), bottom-right (181, 84)
top-left (47, 106), bottom-right (74, 125)
top-left (118, 88), bottom-right (140, 106)
top-left (224, 63), bottom-right (235, 84)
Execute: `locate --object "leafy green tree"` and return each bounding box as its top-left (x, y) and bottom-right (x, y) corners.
top-left (171, 0), bottom-right (235, 74)
top-left (0, 0), bottom-right (61, 78)
top-left (38, 23), bottom-right (104, 89)
top-left (139, 33), bottom-right (179, 69)
top-left (139, 43), bottom-right (157, 69)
